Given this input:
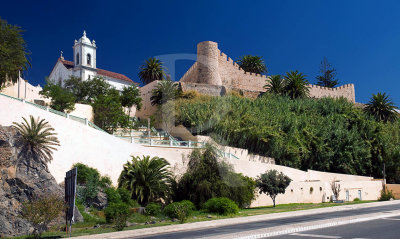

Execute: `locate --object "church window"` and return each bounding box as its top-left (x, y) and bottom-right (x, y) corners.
top-left (87, 54), bottom-right (91, 66)
top-left (76, 53), bottom-right (80, 65)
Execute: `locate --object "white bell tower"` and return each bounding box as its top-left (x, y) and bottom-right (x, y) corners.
top-left (73, 30), bottom-right (97, 69)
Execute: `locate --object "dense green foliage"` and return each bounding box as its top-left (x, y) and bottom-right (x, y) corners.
top-left (92, 88), bottom-right (129, 133)
top-left (256, 170), bottom-right (292, 207)
top-left (40, 81), bottom-right (76, 112)
top-left (364, 92), bottom-right (398, 123)
top-left (315, 57), bottom-right (339, 88)
top-left (121, 85), bottom-right (142, 118)
top-left (145, 203), bottom-right (162, 216)
top-left (163, 200), bottom-right (195, 223)
top-left (138, 57), bottom-right (165, 85)
top-left (203, 197), bottom-right (239, 215)
top-left (104, 202), bottom-right (130, 229)
top-left (176, 94), bottom-right (400, 183)
top-left (173, 144), bottom-right (256, 208)
top-left (64, 76), bottom-right (112, 104)
top-left (378, 189), bottom-right (395, 201)
top-left (12, 116), bottom-right (60, 165)
top-left (236, 55), bottom-right (267, 74)
top-left (150, 80), bottom-right (178, 106)
top-left (0, 18), bottom-right (30, 87)
top-left (118, 155), bottom-right (173, 206)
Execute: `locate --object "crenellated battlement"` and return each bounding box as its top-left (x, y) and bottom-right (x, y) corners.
top-left (180, 41), bottom-right (355, 102)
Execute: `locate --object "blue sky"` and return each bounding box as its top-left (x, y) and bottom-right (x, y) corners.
top-left (1, 0), bottom-right (400, 104)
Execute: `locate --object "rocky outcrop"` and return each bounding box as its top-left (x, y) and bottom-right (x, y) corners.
top-left (0, 125), bottom-right (63, 237)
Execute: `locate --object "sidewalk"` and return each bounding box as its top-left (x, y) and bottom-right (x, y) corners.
top-left (74, 200), bottom-right (400, 239)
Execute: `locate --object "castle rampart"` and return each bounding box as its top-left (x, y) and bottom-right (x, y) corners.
top-left (180, 41), bottom-right (356, 102)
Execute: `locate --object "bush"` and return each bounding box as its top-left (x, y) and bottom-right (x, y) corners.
top-left (20, 194), bottom-right (66, 238)
top-left (105, 187), bottom-right (137, 207)
top-left (99, 176), bottom-right (112, 189)
top-left (104, 202), bottom-right (130, 230)
top-left (163, 201), bottom-right (194, 223)
top-left (73, 163), bottom-right (100, 185)
top-left (203, 197), bottom-right (239, 215)
top-left (145, 203), bottom-right (161, 216)
top-left (353, 198), bottom-right (360, 202)
top-left (379, 189), bottom-right (395, 201)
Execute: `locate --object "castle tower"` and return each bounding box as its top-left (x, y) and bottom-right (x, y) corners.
top-left (73, 30), bottom-right (97, 69)
top-left (196, 41), bottom-right (222, 86)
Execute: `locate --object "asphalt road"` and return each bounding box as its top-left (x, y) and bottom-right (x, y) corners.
top-left (269, 215), bottom-right (400, 239)
top-left (132, 203), bottom-right (400, 239)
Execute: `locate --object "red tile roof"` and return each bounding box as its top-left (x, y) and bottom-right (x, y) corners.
top-left (58, 58), bottom-right (136, 84)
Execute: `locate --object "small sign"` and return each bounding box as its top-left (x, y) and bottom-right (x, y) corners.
top-left (65, 168), bottom-right (77, 223)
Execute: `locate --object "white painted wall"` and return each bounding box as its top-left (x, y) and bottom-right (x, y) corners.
top-left (0, 95), bottom-right (383, 206)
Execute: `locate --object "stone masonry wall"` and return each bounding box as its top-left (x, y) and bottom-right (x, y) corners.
top-left (180, 41), bottom-right (356, 103)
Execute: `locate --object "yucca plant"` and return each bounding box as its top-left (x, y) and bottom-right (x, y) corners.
top-left (283, 70), bottom-right (310, 99)
top-left (236, 55), bottom-right (267, 74)
top-left (264, 75), bottom-right (286, 95)
top-left (118, 155), bottom-right (172, 206)
top-left (12, 115), bottom-right (60, 165)
top-left (138, 57), bottom-right (165, 85)
top-left (365, 92), bottom-right (398, 123)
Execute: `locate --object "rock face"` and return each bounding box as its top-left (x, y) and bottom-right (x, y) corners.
top-left (0, 125), bottom-right (63, 237)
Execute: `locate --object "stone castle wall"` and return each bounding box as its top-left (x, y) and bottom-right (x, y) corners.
top-left (180, 41), bottom-right (356, 102)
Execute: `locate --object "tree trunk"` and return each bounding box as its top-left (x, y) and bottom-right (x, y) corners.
top-left (272, 196), bottom-right (276, 207)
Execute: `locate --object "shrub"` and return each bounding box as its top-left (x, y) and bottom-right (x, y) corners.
top-left (104, 202), bottom-right (130, 230)
top-left (203, 197), bottom-right (239, 215)
top-left (353, 198), bottom-right (360, 202)
top-left (20, 194), bottom-right (66, 238)
top-left (174, 145), bottom-right (256, 208)
top-left (73, 163), bottom-right (100, 185)
top-left (145, 203), bottom-right (161, 216)
top-left (99, 175), bottom-right (112, 189)
top-left (163, 201), bottom-right (193, 223)
top-left (379, 189), bottom-right (395, 201)
top-left (105, 187), bottom-right (137, 207)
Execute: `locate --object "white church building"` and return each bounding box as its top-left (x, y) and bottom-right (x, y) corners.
top-left (49, 31), bottom-right (135, 90)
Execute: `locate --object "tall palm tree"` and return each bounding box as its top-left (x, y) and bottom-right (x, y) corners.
top-left (118, 155), bottom-right (173, 206)
top-left (236, 55), bottom-right (267, 74)
top-left (150, 80), bottom-right (178, 106)
top-left (283, 70), bottom-right (310, 99)
top-left (12, 115), bottom-right (60, 165)
top-left (264, 75), bottom-right (286, 95)
top-left (138, 57), bottom-right (165, 85)
top-left (364, 92), bottom-right (398, 123)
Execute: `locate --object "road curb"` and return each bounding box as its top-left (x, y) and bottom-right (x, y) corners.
top-left (74, 200), bottom-right (400, 239)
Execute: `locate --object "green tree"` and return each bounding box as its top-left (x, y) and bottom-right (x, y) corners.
top-left (92, 88), bottom-right (128, 133)
top-left (12, 115), bottom-right (60, 165)
top-left (264, 75), bottom-right (285, 95)
top-left (20, 194), bottom-right (66, 238)
top-left (138, 57), bottom-right (165, 85)
top-left (118, 155), bottom-right (173, 206)
top-left (174, 144), bottom-right (256, 208)
top-left (316, 57), bottom-right (339, 88)
top-left (63, 76), bottom-right (89, 103)
top-left (121, 85), bottom-right (142, 118)
top-left (364, 92), bottom-right (398, 123)
top-left (150, 80), bottom-right (178, 106)
top-left (236, 55), bottom-right (267, 74)
top-left (284, 70), bottom-right (310, 99)
top-left (0, 18), bottom-right (30, 88)
top-left (40, 81), bottom-right (76, 112)
top-left (256, 170), bottom-right (291, 207)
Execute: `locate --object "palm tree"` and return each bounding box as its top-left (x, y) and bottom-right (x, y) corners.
top-left (12, 115), bottom-right (60, 165)
top-left (236, 55), bottom-right (267, 74)
top-left (264, 75), bottom-right (285, 95)
top-left (138, 57), bottom-right (165, 85)
top-left (364, 92), bottom-right (398, 122)
top-left (118, 155), bottom-right (173, 206)
top-left (150, 80), bottom-right (178, 106)
top-left (283, 70), bottom-right (310, 99)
